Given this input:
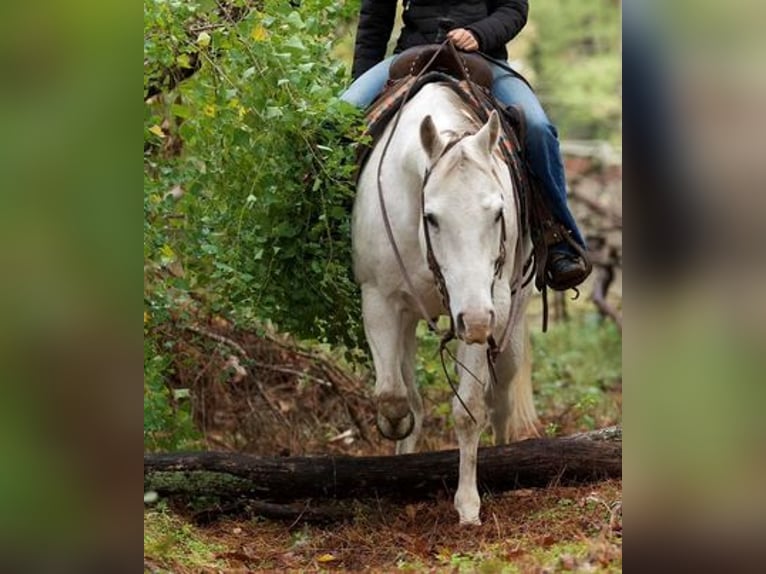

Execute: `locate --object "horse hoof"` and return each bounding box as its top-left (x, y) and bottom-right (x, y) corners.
top-left (376, 410), bottom-right (415, 441)
top-left (459, 517), bottom-right (482, 526)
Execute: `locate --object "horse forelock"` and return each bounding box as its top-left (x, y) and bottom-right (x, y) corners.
top-left (426, 141), bottom-right (507, 201)
top-left (412, 88), bottom-right (507, 197)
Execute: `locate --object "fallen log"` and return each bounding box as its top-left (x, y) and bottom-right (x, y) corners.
top-left (145, 427), bottom-right (620, 501)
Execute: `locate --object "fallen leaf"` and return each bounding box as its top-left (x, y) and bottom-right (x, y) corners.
top-left (512, 489), bottom-right (535, 497)
top-left (539, 534), bottom-right (556, 548)
top-left (176, 53), bottom-right (192, 69)
top-left (148, 124), bottom-right (165, 139)
top-left (316, 553), bottom-right (337, 563)
top-left (435, 546), bottom-right (452, 562)
top-left (251, 25), bottom-right (268, 42)
top-left (216, 551), bottom-right (251, 564)
top-left (559, 554), bottom-right (577, 570)
top-left (167, 260), bottom-right (185, 278)
top-left (223, 355), bottom-right (247, 383)
top-left (164, 184), bottom-right (185, 200)
top-left (196, 31), bottom-right (211, 48)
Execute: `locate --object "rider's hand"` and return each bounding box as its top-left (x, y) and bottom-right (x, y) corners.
top-left (447, 28), bottom-right (479, 52)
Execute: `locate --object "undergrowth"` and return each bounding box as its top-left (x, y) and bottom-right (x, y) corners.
top-left (531, 309), bottom-right (622, 434)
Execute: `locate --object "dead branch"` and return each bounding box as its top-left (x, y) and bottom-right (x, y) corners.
top-left (185, 324), bottom-right (287, 423)
top-left (591, 265), bottom-right (623, 332)
top-left (186, 323), bottom-right (249, 358)
top-left (586, 237), bottom-right (623, 331)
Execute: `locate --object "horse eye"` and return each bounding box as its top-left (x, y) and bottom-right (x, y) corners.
top-left (425, 213), bottom-right (439, 229)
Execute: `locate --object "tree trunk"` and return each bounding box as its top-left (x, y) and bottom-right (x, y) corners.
top-left (145, 427), bottom-right (621, 501)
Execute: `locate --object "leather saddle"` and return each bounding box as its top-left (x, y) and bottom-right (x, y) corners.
top-left (388, 44), bottom-right (494, 90)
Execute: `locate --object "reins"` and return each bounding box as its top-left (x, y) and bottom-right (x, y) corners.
top-left (374, 45), bottom-right (445, 335)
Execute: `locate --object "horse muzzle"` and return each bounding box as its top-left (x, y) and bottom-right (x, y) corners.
top-left (455, 308), bottom-right (495, 345)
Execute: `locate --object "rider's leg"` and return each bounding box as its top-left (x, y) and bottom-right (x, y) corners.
top-left (489, 63), bottom-right (590, 288)
top-left (340, 57), bottom-right (396, 109)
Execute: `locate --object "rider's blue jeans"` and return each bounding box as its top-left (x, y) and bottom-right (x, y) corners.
top-left (341, 56), bottom-right (586, 249)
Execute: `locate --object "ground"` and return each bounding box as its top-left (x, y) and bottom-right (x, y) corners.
top-left (145, 480), bottom-right (621, 572)
top-left (145, 304), bottom-right (621, 572)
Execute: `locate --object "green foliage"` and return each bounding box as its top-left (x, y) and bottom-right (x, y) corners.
top-left (145, 0), bottom-right (367, 348)
top-left (411, 311), bottom-right (621, 436)
top-left (144, 336), bottom-right (201, 451)
top-left (529, 0), bottom-right (621, 143)
top-left (143, 0), bottom-right (203, 96)
top-left (413, 323), bottom-right (448, 389)
top-left (144, 506), bottom-right (227, 569)
top-left (532, 312), bottom-right (622, 431)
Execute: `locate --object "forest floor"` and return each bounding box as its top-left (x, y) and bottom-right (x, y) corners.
top-left (145, 303), bottom-right (622, 572)
top-left (144, 480), bottom-right (622, 572)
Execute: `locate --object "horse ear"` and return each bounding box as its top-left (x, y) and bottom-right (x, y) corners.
top-left (420, 115), bottom-right (444, 160)
top-left (475, 110), bottom-right (501, 155)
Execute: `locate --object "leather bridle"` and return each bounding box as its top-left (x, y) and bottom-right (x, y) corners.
top-left (373, 41), bottom-right (532, 422)
top-left (419, 132), bottom-right (509, 335)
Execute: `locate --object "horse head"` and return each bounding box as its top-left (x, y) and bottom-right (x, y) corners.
top-left (419, 110), bottom-right (513, 345)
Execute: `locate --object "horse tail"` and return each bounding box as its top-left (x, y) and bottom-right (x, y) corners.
top-left (509, 322), bottom-right (541, 441)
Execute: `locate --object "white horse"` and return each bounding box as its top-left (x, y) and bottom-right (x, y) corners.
top-left (352, 82), bottom-right (540, 525)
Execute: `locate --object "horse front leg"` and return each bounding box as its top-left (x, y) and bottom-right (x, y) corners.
top-left (361, 286), bottom-right (414, 442)
top-left (452, 342), bottom-right (489, 525)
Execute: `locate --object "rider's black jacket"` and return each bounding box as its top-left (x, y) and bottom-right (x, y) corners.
top-left (351, 0), bottom-right (529, 80)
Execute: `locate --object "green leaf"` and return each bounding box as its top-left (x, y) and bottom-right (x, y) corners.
top-left (170, 103), bottom-right (191, 119)
top-left (286, 11), bottom-right (305, 29)
top-left (283, 36), bottom-right (305, 51)
top-left (176, 53), bottom-right (192, 69)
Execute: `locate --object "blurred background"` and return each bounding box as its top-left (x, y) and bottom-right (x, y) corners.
top-left (0, 0), bottom-right (763, 569)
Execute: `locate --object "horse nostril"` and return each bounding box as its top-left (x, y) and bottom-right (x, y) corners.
top-left (489, 309), bottom-right (496, 329)
top-left (456, 312), bottom-right (466, 335)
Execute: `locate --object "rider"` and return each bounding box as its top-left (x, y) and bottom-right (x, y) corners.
top-left (341, 0), bottom-right (590, 290)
